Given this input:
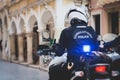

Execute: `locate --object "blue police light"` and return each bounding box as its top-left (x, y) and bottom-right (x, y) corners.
top-left (83, 45), bottom-right (91, 52)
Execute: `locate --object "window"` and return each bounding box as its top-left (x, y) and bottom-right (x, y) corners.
top-left (109, 12), bottom-right (119, 34)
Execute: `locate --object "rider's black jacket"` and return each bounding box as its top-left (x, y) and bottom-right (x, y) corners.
top-left (104, 35), bottom-right (120, 48)
top-left (57, 21), bottom-right (99, 61)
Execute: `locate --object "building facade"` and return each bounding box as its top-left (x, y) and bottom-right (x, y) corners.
top-left (0, 0), bottom-right (88, 68)
top-left (0, 0), bottom-right (120, 68)
top-left (90, 0), bottom-right (120, 36)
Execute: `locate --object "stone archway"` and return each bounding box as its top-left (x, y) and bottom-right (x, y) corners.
top-left (0, 18), bottom-right (2, 58)
top-left (41, 10), bottom-right (55, 44)
top-left (32, 22), bottom-right (39, 64)
top-left (10, 21), bottom-right (18, 61)
top-left (28, 15), bottom-right (39, 64)
top-left (39, 10), bottom-right (55, 69)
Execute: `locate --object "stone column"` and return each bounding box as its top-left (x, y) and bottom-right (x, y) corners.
top-left (18, 34), bottom-right (24, 62)
top-left (38, 30), bottom-right (42, 68)
top-left (2, 40), bottom-right (6, 60)
top-left (26, 33), bottom-right (33, 64)
top-left (9, 35), bottom-right (16, 61)
top-left (38, 31), bottom-right (43, 45)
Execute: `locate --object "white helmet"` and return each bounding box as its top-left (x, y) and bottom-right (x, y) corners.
top-left (67, 5), bottom-right (89, 24)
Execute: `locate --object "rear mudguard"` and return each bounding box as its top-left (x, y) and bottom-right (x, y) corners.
top-left (111, 58), bottom-right (120, 70)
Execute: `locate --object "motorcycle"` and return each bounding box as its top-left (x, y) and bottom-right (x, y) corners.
top-left (36, 40), bottom-right (114, 80)
top-left (37, 33), bottom-right (120, 80)
top-left (105, 47), bottom-right (120, 80)
top-left (36, 45), bottom-right (55, 68)
top-left (98, 34), bottom-right (120, 80)
top-left (48, 44), bottom-right (111, 80)
top-left (67, 45), bottom-right (111, 80)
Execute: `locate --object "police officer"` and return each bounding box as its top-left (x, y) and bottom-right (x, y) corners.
top-left (58, 5), bottom-right (99, 62)
top-left (49, 5), bottom-right (99, 80)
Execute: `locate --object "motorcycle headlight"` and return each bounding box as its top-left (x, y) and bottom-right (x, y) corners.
top-left (83, 45), bottom-right (91, 53)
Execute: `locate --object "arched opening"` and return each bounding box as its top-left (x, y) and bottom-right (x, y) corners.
top-left (0, 19), bottom-right (2, 40)
top-left (19, 18), bottom-right (27, 62)
top-left (32, 22), bottom-right (39, 64)
top-left (0, 19), bottom-right (2, 58)
top-left (23, 37), bottom-right (27, 62)
top-left (11, 21), bottom-right (18, 60)
top-left (41, 10), bottom-right (55, 44)
top-left (40, 10), bottom-right (55, 68)
top-left (4, 16), bottom-right (7, 29)
top-left (28, 15), bottom-right (39, 64)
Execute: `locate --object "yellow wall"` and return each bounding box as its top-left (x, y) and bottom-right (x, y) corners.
top-left (33, 5), bottom-right (38, 13)
top-left (49, 1), bottom-right (55, 10)
top-left (40, 1), bottom-right (55, 10)
top-left (9, 0), bottom-right (26, 14)
top-left (9, 0), bottom-right (56, 16)
top-left (63, 0), bottom-right (73, 5)
top-left (27, 0), bottom-right (38, 5)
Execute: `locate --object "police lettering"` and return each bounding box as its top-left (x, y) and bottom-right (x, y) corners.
top-left (73, 31), bottom-right (93, 39)
top-left (78, 35), bottom-right (90, 39)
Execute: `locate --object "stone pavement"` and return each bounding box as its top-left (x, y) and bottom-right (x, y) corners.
top-left (0, 59), bottom-right (49, 80)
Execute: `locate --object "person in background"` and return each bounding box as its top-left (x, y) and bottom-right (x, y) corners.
top-left (56, 5), bottom-right (99, 62)
top-left (104, 36), bottom-right (120, 49)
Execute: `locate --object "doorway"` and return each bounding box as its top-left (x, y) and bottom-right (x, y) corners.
top-left (15, 35), bottom-right (18, 60)
top-left (23, 37), bottom-right (27, 62)
top-left (94, 15), bottom-right (100, 35)
top-left (32, 22), bottom-right (39, 64)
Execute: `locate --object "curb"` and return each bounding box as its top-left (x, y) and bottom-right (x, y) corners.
top-left (0, 59), bottom-right (48, 71)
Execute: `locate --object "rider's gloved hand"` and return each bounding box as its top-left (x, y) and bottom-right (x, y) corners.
top-left (52, 43), bottom-right (65, 56)
top-left (92, 51), bottom-right (110, 59)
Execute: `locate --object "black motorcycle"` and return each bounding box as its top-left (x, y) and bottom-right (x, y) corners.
top-left (98, 35), bottom-right (120, 80)
top-left (103, 46), bottom-right (120, 80)
top-left (48, 44), bottom-right (112, 80)
top-left (67, 45), bottom-right (111, 80)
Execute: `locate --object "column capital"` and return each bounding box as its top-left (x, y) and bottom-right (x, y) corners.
top-left (26, 32), bottom-right (33, 37)
top-left (9, 33), bottom-right (16, 37)
top-left (17, 33), bottom-right (24, 37)
top-left (37, 28), bottom-right (44, 33)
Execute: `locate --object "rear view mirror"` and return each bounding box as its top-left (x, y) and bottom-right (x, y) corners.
top-left (97, 35), bottom-right (102, 41)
